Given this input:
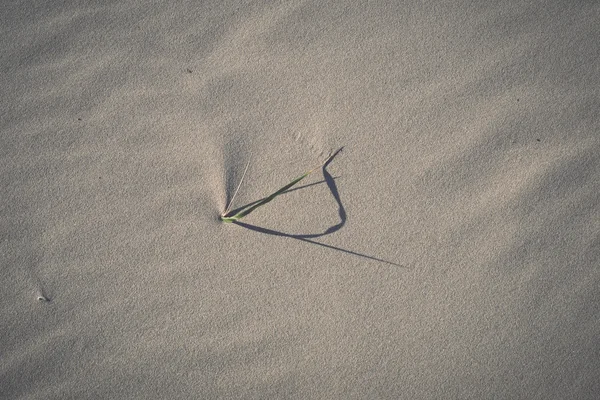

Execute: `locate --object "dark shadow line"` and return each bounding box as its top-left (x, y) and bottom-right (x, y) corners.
top-left (299, 238), bottom-right (405, 267)
top-left (233, 220), bottom-right (405, 267)
top-left (230, 147), bottom-right (406, 267)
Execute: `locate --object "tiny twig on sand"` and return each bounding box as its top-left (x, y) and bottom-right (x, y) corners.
top-left (223, 159), bottom-right (250, 217)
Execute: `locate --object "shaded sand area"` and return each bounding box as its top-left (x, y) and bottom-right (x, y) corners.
top-left (1, 1), bottom-right (599, 398)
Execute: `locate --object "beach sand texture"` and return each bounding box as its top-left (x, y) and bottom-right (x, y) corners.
top-left (1, 1), bottom-right (599, 398)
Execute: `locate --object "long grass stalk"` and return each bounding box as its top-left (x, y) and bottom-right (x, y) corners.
top-left (220, 151), bottom-right (338, 223)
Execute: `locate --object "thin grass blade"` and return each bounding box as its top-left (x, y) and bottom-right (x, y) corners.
top-left (220, 150), bottom-right (339, 222)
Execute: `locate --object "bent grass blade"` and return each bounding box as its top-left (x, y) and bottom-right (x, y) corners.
top-left (220, 151), bottom-right (339, 223)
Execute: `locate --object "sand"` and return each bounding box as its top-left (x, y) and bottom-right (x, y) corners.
top-left (1, 1), bottom-right (599, 398)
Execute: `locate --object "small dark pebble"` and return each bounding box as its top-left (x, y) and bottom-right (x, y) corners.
top-left (186, 68), bottom-right (193, 73)
top-left (536, 138), bottom-right (541, 142)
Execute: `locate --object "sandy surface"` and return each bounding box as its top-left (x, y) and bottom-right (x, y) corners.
top-left (1, 1), bottom-right (599, 398)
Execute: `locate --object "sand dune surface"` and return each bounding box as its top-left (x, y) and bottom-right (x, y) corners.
top-left (1, 1), bottom-right (599, 398)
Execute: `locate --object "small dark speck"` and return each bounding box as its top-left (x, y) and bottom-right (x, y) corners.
top-left (186, 68), bottom-right (193, 73)
top-left (516, 98), bottom-right (520, 102)
top-left (78, 118), bottom-right (82, 121)
top-left (536, 138), bottom-right (541, 142)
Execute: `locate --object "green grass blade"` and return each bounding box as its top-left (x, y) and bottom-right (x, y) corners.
top-left (220, 151), bottom-right (338, 222)
top-left (220, 170), bottom-right (312, 222)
